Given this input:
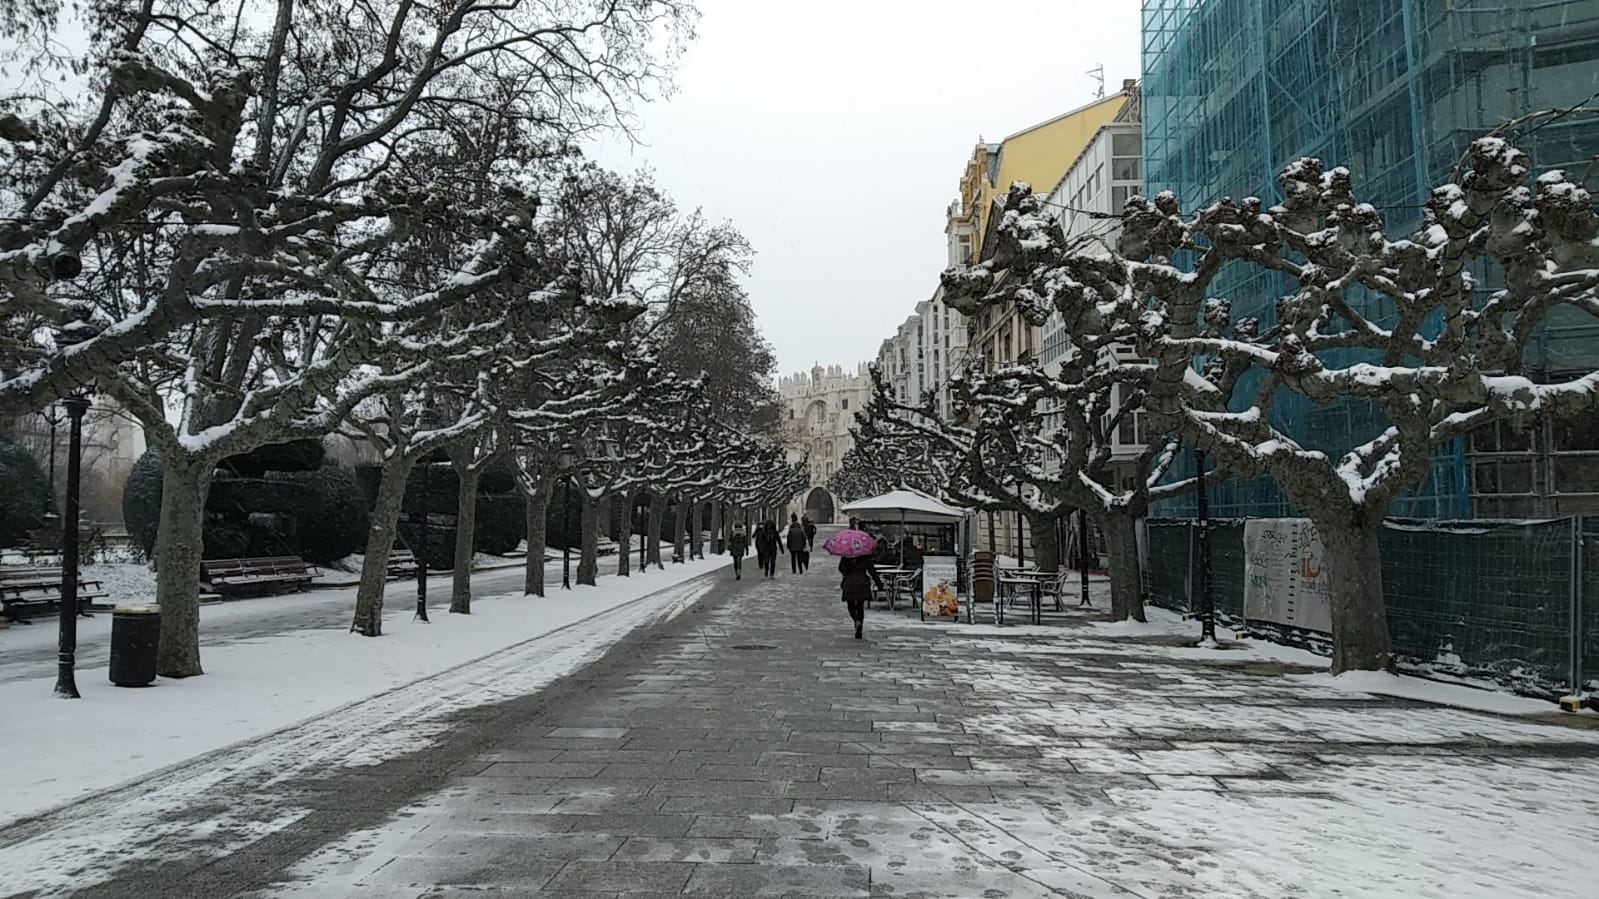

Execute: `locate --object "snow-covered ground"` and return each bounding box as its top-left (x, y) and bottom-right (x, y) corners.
top-left (0, 555), bottom-right (728, 830)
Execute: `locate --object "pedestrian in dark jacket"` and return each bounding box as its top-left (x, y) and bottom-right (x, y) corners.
top-left (754, 521), bottom-right (781, 577)
top-left (787, 514), bottom-right (809, 573)
top-left (802, 515), bottom-right (817, 550)
top-left (728, 525), bottom-right (749, 580)
top-left (839, 555), bottom-right (883, 639)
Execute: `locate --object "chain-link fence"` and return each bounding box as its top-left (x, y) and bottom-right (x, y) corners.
top-left (1141, 516), bottom-right (1594, 696)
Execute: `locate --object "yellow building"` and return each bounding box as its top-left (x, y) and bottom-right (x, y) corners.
top-left (949, 86), bottom-right (1136, 561)
top-left (948, 91), bottom-right (1129, 266)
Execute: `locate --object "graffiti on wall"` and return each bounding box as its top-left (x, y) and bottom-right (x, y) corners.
top-left (1243, 518), bottom-right (1333, 633)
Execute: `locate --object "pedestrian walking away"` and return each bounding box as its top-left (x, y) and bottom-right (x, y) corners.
top-left (787, 514), bottom-right (809, 573)
top-left (754, 521), bottom-right (781, 578)
top-left (838, 554), bottom-right (883, 639)
top-left (802, 514), bottom-right (817, 550)
top-left (728, 525), bottom-right (749, 580)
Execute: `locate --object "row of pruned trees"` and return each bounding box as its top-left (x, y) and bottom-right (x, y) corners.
top-left (846, 139), bottom-right (1599, 672)
top-left (0, 0), bottom-right (803, 678)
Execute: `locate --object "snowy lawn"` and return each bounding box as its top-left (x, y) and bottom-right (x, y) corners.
top-left (0, 555), bottom-right (728, 829)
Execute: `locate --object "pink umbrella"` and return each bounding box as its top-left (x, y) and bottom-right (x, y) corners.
top-left (823, 529), bottom-right (877, 559)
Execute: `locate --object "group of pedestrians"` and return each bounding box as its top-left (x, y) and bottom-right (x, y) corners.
top-left (726, 513), bottom-right (884, 642)
top-left (726, 514), bottom-right (815, 580)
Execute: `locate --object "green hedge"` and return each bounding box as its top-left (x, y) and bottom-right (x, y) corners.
top-left (475, 493), bottom-right (524, 555)
top-left (0, 437), bottom-right (49, 548)
top-left (219, 439), bottom-right (326, 477)
top-left (123, 450), bottom-right (366, 563)
top-left (394, 521), bottom-right (456, 570)
top-left (122, 451), bottom-right (164, 555)
top-left (276, 466), bottom-right (369, 565)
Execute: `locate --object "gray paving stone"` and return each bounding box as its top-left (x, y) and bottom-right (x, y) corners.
top-left (650, 779), bottom-right (793, 799)
top-left (543, 861), bottom-right (697, 893)
top-left (695, 764), bottom-right (821, 782)
top-left (687, 815), bottom-right (829, 840)
top-left (534, 813), bottom-right (696, 837)
top-left (683, 862), bottom-right (869, 896)
top-left (472, 761), bottom-right (607, 779)
top-left (546, 726), bottom-right (632, 738)
top-left (359, 851), bottom-right (567, 889)
top-left (612, 836), bottom-right (762, 863)
top-left (656, 797), bottom-right (797, 816)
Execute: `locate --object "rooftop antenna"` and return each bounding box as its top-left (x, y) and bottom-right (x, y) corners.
top-left (1088, 64), bottom-right (1105, 99)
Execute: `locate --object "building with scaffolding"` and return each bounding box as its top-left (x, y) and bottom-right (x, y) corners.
top-left (1141, 0), bottom-right (1599, 519)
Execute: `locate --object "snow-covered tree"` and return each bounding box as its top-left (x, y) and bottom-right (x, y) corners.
top-left (0, 0), bottom-right (698, 675)
top-left (934, 183), bottom-right (1221, 620)
top-left (1099, 138), bottom-right (1599, 670)
top-left (863, 363), bottom-right (1072, 573)
top-left (832, 396), bottom-right (954, 502)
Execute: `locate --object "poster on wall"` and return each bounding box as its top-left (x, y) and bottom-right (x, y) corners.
top-left (921, 557), bottom-right (960, 618)
top-left (1242, 518), bottom-right (1333, 633)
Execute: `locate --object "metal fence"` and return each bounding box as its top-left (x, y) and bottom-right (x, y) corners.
top-left (1141, 517), bottom-right (1596, 696)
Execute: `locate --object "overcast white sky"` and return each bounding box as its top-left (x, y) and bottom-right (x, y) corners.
top-left (592, 0), bottom-right (1142, 380)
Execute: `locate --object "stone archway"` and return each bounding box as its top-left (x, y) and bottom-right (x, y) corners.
top-left (804, 486), bottom-right (837, 524)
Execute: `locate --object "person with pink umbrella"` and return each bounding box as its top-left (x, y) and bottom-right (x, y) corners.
top-left (825, 517), bottom-right (884, 640)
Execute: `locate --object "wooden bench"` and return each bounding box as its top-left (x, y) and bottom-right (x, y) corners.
top-left (387, 549), bottom-right (421, 579)
top-left (0, 566), bottom-right (108, 623)
top-left (200, 556), bottom-right (321, 597)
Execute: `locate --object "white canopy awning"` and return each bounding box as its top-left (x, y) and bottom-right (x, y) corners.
top-left (841, 488), bottom-right (967, 524)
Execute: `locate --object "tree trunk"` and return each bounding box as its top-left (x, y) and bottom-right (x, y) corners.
top-left (711, 501), bottom-right (724, 554)
top-left (1100, 510), bottom-right (1146, 622)
top-left (647, 492), bottom-right (666, 569)
top-left (577, 490), bottom-right (600, 585)
top-left (153, 459), bottom-right (212, 677)
top-left (1025, 512), bottom-right (1060, 573)
top-left (353, 455), bottom-right (411, 637)
top-left (449, 465), bottom-right (481, 614)
top-left (523, 482), bottom-right (550, 596)
top-left (1319, 516), bottom-right (1393, 673)
top-left (690, 500), bottom-right (705, 559)
top-left (672, 495), bottom-right (688, 563)
top-left (597, 493), bottom-right (613, 541)
top-left (616, 488), bottom-right (636, 576)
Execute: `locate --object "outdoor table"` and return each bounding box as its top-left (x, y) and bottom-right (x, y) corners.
top-left (997, 570), bottom-right (1055, 625)
top-left (873, 567), bottom-right (917, 610)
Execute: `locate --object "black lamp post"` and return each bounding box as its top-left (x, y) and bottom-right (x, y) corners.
top-left (1193, 446), bottom-right (1215, 641)
top-left (415, 462), bottom-right (431, 623)
top-left (43, 403), bottom-right (61, 502)
top-left (557, 447), bottom-right (577, 590)
top-left (52, 314), bottom-right (98, 700)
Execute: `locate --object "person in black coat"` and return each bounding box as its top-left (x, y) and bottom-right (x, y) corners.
top-left (754, 521), bottom-right (782, 577)
top-left (727, 525), bottom-right (749, 580)
top-left (787, 514), bottom-right (809, 573)
top-left (839, 555), bottom-right (884, 639)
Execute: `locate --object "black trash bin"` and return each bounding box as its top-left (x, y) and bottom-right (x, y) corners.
top-left (109, 605), bottom-right (161, 687)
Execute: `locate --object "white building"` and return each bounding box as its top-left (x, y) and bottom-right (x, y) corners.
top-left (779, 363), bottom-right (871, 520)
top-left (1039, 89), bottom-right (1146, 485)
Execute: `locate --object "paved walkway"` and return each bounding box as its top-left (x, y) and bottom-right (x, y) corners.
top-left (25, 563), bottom-right (1599, 899)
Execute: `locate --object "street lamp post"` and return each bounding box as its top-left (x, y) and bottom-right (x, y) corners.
top-left (53, 394), bottom-right (89, 699)
top-left (1193, 447), bottom-right (1215, 642)
top-left (557, 447), bottom-right (577, 590)
top-left (43, 403), bottom-right (61, 502)
top-left (415, 464), bottom-right (431, 623)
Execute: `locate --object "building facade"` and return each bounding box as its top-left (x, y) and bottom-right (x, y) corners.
top-left (955, 87), bottom-right (1136, 556)
top-left (1039, 87), bottom-right (1147, 491)
top-left (1141, 0), bottom-right (1599, 519)
top-left (780, 363), bottom-right (871, 520)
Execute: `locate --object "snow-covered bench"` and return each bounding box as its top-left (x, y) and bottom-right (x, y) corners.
top-left (0, 566), bottom-right (107, 623)
top-left (386, 549), bottom-right (420, 579)
top-left (200, 556), bottom-right (321, 597)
